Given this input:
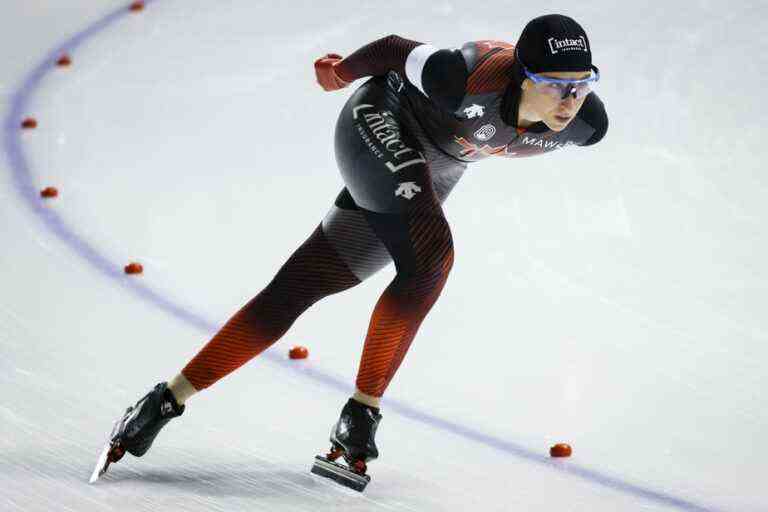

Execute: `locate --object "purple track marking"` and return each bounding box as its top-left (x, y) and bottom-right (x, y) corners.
top-left (1, 3), bottom-right (724, 511)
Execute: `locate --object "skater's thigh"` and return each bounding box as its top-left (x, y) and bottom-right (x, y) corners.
top-left (357, 188), bottom-right (453, 277)
top-left (322, 188), bottom-right (393, 282)
top-left (322, 185), bottom-right (452, 283)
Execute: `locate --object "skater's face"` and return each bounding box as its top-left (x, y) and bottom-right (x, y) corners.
top-left (521, 70), bottom-right (592, 132)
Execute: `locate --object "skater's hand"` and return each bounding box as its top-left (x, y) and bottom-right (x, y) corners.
top-left (314, 53), bottom-right (350, 91)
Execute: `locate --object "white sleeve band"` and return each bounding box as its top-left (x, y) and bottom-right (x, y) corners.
top-left (405, 44), bottom-right (439, 96)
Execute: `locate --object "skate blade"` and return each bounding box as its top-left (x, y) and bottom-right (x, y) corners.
top-left (311, 455), bottom-right (370, 492)
top-left (89, 419), bottom-right (123, 483)
top-left (89, 439), bottom-right (114, 483)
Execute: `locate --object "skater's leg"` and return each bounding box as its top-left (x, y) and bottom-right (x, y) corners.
top-left (313, 73), bottom-right (464, 485)
top-left (178, 222), bottom-right (362, 393)
top-left (97, 193), bottom-right (398, 474)
top-left (322, 202), bottom-right (454, 469)
top-left (354, 193), bottom-right (454, 398)
top-left (171, 188), bottom-right (397, 401)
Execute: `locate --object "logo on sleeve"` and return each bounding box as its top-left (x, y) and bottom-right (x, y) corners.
top-left (463, 104), bottom-right (485, 119)
top-left (474, 124), bottom-right (496, 142)
top-left (548, 36), bottom-right (588, 54)
top-left (395, 182), bottom-right (422, 200)
top-left (160, 401), bottom-right (174, 416)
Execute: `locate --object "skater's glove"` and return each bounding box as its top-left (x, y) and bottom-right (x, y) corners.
top-left (314, 53), bottom-right (351, 91)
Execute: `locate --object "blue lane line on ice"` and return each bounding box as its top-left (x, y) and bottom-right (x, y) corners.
top-left (1, 3), bottom-right (722, 512)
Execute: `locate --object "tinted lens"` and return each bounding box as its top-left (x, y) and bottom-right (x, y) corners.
top-left (536, 82), bottom-right (592, 100)
top-left (570, 82), bottom-right (592, 99)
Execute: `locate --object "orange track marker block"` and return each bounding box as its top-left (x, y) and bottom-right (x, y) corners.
top-left (124, 262), bottom-right (144, 275)
top-left (550, 443), bottom-right (572, 458)
top-left (40, 187), bottom-right (59, 199)
top-left (289, 346), bottom-right (309, 360)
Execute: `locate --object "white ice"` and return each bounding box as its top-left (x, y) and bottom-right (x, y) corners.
top-left (1, 1), bottom-right (767, 511)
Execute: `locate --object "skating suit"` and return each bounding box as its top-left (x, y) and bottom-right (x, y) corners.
top-left (181, 35), bottom-right (608, 397)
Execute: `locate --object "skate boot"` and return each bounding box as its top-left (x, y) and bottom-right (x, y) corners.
top-left (90, 382), bottom-right (184, 482)
top-left (311, 398), bottom-right (382, 492)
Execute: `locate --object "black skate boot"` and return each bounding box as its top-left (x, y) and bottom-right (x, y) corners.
top-left (311, 398), bottom-right (382, 492)
top-left (90, 382), bottom-right (184, 482)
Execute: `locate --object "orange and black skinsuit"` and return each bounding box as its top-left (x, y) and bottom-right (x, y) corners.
top-left (180, 35), bottom-right (608, 399)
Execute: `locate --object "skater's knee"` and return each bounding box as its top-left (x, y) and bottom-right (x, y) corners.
top-left (394, 245), bottom-right (454, 293)
top-left (401, 235), bottom-right (454, 278)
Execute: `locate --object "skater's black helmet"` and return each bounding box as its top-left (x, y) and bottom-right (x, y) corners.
top-left (512, 14), bottom-right (595, 82)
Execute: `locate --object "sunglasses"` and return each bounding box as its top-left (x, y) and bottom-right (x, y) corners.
top-left (517, 50), bottom-right (600, 100)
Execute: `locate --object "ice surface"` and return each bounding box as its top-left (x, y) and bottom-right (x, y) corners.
top-left (1, 1), bottom-right (767, 510)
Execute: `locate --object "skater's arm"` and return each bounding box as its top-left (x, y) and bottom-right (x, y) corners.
top-left (334, 34), bottom-right (422, 82)
top-left (315, 34), bottom-right (420, 92)
top-left (337, 35), bottom-right (469, 111)
top-left (316, 35), bottom-right (469, 112)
